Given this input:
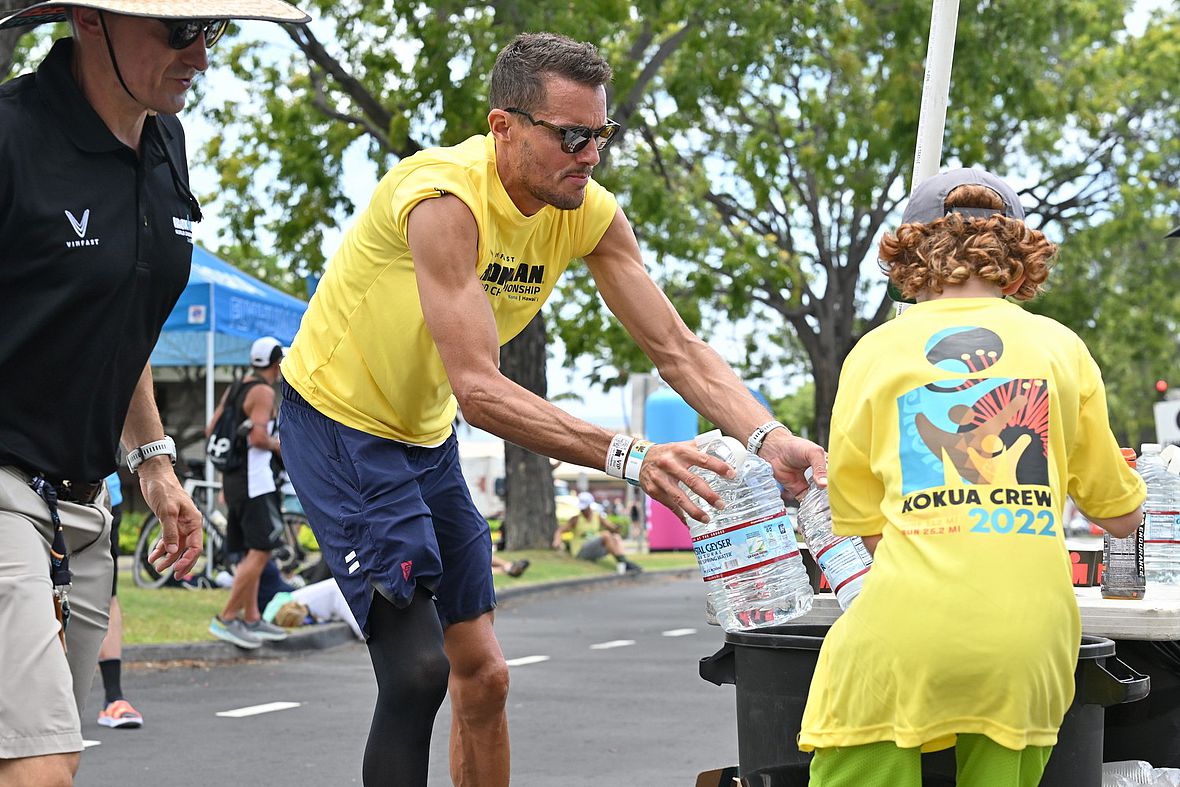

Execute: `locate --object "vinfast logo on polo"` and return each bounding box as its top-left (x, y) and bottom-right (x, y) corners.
top-left (64, 209), bottom-right (100, 248)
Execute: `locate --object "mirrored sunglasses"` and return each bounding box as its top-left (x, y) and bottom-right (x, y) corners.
top-left (505, 108), bottom-right (620, 154)
top-left (161, 18), bottom-right (229, 50)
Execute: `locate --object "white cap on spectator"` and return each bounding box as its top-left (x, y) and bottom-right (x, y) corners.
top-left (250, 336), bottom-right (285, 368)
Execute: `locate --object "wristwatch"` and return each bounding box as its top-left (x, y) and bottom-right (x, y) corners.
top-left (126, 436), bottom-right (177, 474)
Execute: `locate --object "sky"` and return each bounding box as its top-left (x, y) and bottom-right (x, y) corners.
top-left (179, 0), bottom-right (1173, 437)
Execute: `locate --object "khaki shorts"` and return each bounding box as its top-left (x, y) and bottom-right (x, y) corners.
top-left (0, 467), bottom-right (112, 759)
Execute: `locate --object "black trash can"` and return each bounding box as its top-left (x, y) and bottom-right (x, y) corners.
top-left (1103, 639), bottom-right (1180, 767)
top-left (700, 626), bottom-right (1149, 787)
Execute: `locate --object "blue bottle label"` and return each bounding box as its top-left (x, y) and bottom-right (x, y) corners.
top-left (692, 510), bottom-right (800, 581)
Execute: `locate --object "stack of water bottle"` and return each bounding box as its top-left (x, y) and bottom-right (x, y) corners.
top-left (1140, 443), bottom-right (1180, 585)
top-left (683, 430), bottom-right (873, 632)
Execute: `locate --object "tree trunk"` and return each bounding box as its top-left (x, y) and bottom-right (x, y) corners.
top-left (499, 313), bottom-right (556, 550)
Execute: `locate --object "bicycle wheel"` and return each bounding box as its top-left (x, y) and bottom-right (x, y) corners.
top-left (131, 514), bottom-right (170, 589)
top-left (274, 513), bottom-right (308, 573)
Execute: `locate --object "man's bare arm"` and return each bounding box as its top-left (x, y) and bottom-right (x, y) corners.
top-left (409, 196), bottom-right (731, 522)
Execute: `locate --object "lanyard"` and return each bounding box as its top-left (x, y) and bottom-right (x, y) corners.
top-left (28, 476), bottom-right (73, 633)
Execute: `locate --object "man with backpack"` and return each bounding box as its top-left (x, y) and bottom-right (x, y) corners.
top-left (205, 336), bottom-right (290, 649)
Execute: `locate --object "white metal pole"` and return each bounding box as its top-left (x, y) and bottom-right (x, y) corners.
top-left (912, 0), bottom-right (960, 193)
top-left (898, 0), bottom-right (960, 317)
top-left (204, 286), bottom-right (216, 494)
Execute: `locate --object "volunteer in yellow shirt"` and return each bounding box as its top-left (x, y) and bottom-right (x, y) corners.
top-left (799, 168), bottom-right (1146, 787)
top-left (278, 32), bottom-right (827, 787)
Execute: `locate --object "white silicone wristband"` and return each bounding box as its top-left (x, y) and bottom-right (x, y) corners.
top-left (605, 434), bottom-right (634, 479)
top-left (127, 436), bottom-right (176, 474)
top-left (746, 421), bottom-right (787, 456)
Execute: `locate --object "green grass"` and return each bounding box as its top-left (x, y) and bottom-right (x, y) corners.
top-left (118, 575), bottom-right (230, 646)
top-left (116, 549), bottom-right (700, 645)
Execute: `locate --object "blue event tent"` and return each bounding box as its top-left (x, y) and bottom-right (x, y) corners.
top-left (150, 246), bottom-right (307, 452)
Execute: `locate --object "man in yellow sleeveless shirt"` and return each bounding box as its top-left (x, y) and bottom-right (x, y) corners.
top-left (278, 32), bottom-right (826, 787)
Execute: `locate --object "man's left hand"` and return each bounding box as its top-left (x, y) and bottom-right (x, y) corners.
top-left (140, 459), bottom-right (203, 578)
top-left (759, 430), bottom-right (827, 500)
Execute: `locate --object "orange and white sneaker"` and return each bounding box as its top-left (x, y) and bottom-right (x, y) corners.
top-left (97, 699), bottom-right (143, 729)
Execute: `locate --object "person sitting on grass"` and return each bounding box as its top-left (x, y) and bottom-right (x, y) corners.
top-left (491, 555), bottom-right (530, 578)
top-left (553, 492), bottom-right (642, 573)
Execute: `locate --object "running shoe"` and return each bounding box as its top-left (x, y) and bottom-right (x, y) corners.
top-left (209, 616), bottom-right (262, 649)
top-left (97, 699), bottom-right (143, 729)
top-left (506, 559), bottom-right (530, 578)
top-left (245, 619), bottom-right (290, 642)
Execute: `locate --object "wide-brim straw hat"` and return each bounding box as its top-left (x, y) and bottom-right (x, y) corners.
top-left (0, 0), bottom-right (310, 29)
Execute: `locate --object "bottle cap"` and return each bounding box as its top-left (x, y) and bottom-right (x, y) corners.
top-left (694, 430), bottom-right (747, 473)
top-left (1120, 447), bottom-right (1137, 468)
top-left (1141, 443), bottom-right (1162, 454)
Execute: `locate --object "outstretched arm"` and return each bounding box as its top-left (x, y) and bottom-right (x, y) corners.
top-left (584, 208), bottom-right (827, 498)
top-left (410, 196), bottom-right (733, 523)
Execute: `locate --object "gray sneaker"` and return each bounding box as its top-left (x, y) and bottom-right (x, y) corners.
top-left (245, 619), bottom-right (290, 642)
top-left (210, 616), bottom-right (262, 650)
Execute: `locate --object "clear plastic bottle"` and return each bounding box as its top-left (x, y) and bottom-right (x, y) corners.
top-left (683, 430), bottom-right (813, 632)
top-left (796, 467), bottom-right (874, 610)
top-left (1140, 443), bottom-right (1180, 585)
top-left (1101, 448), bottom-right (1146, 600)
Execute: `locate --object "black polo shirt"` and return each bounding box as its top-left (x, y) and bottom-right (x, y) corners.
top-left (0, 38), bottom-right (194, 481)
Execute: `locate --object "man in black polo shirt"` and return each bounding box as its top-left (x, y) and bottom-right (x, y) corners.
top-left (0, 1), bottom-right (308, 784)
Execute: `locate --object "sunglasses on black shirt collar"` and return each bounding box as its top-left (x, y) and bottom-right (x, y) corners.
top-left (160, 18), bottom-right (229, 50)
top-left (504, 107), bottom-right (620, 154)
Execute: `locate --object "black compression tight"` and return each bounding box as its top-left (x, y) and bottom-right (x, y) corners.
top-left (363, 587), bottom-right (451, 787)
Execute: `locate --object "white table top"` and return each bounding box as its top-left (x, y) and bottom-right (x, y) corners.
top-left (710, 585), bottom-right (1180, 641)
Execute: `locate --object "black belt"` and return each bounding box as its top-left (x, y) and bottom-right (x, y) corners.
top-left (51, 479), bottom-right (104, 504)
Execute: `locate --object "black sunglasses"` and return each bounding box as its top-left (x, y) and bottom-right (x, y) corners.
top-left (505, 108), bottom-right (620, 154)
top-left (160, 18), bottom-right (229, 50)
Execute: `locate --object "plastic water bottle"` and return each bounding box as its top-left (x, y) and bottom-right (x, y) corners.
top-left (796, 467), bottom-right (874, 610)
top-left (683, 430), bottom-right (813, 632)
top-left (1141, 443), bottom-right (1180, 585)
top-left (1102, 448), bottom-right (1146, 600)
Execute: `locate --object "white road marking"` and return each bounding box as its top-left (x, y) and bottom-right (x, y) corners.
top-left (82, 740), bottom-right (101, 748)
top-left (216, 701), bottom-right (301, 718)
top-left (590, 639), bottom-right (636, 650)
top-left (662, 628), bottom-right (698, 638)
top-left (505, 655), bottom-right (550, 667)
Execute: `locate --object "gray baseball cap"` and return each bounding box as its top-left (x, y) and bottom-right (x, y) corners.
top-left (887, 167), bottom-right (1025, 302)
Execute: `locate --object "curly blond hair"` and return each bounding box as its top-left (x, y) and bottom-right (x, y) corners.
top-left (879, 184), bottom-right (1057, 301)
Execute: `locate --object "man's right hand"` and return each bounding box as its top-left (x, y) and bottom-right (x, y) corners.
top-left (637, 441), bottom-right (735, 525)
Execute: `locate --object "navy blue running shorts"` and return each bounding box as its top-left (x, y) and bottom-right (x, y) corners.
top-left (278, 382), bottom-right (495, 635)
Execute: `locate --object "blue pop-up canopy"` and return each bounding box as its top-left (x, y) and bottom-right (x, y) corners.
top-left (149, 246), bottom-right (307, 484)
top-left (151, 245), bottom-right (306, 367)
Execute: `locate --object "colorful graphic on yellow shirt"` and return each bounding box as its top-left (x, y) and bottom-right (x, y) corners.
top-left (899, 326), bottom-right (1051, 499)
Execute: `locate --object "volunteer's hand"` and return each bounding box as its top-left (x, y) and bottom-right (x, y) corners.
top-left (141, 458), bottom-right (203, 578)
top-left (759, 429), bottom-right (827, 500)
top-left (638, 440), bottom-right (736, 524)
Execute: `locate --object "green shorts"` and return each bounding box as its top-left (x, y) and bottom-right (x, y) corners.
top-left (810, 735), bottom-right (1053, 787)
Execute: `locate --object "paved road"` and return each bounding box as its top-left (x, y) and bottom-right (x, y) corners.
top-left (75, 575), bottom-right (740, 786)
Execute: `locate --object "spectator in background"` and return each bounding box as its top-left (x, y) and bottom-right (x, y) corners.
top-left (554, 492), bottom-right (642, 574)
top-left (490, 555), bottom-right (529, 578)
top-left (96, 471), bottom-right (143, 729)
top-left (205, 337), bottom-right (290, 649)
